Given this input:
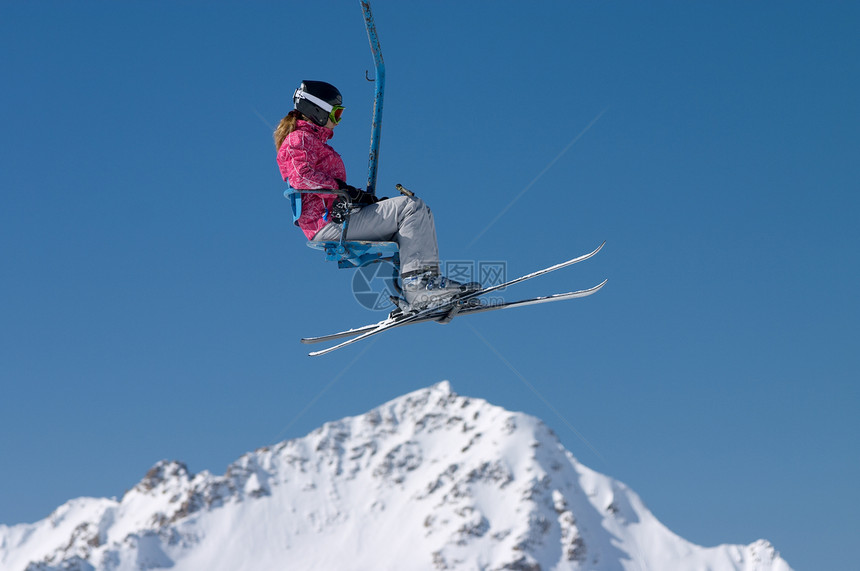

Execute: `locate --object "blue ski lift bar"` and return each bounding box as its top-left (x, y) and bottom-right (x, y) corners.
top-left (361, 1), bottom-right (385, 196)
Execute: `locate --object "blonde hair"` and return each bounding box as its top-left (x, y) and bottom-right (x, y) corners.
top-left (274, 110), bottom-right (303, 149)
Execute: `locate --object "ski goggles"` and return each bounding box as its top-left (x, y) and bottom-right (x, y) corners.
top-left (294, 88), bottom-right (345, 125)
top-left (329, 105), bottom-right (345, 124)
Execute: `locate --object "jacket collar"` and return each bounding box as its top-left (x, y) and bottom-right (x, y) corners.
top-left (296, 119), bottom-right (333, 141)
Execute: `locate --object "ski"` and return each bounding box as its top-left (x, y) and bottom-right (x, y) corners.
top-left (443, 279), bottom-right (607, 318)
top-left (301, 318), bottom-right (393, 345)
top-left (302, 241), bottom-right (606, 356)
top-left (302, 279), bottom-right (607, 346)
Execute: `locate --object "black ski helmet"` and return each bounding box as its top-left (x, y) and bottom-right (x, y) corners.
top-left (293, 80), bottom-right (343, 127)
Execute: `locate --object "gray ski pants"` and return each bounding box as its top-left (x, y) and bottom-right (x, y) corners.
top-left (312, 195), bottom-right (439, 275)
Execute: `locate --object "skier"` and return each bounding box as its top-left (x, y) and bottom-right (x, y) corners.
top-left (275, 80), bottom-right (479, 310)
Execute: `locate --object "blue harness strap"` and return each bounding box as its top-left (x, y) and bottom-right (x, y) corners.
top-left (287, 190), bottom-right (302, 225)
top-left (286, 187), bottom-right (332, 225)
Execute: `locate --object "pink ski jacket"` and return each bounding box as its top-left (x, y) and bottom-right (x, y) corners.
top-left (277, 120), bottom-right (347, 239)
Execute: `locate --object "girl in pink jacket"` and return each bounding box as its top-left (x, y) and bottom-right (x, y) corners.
top-left (275, 81), bottom-right (478, 310)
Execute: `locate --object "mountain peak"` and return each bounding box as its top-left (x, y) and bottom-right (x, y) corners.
top-left (0, 383), bottom-right (792, 571)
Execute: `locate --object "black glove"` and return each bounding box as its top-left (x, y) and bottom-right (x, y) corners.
top-left (329, 198), bottom-right (351, 224)
top-left (335, 178), bottom-right (378, 205)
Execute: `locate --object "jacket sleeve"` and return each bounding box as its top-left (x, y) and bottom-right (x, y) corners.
top-left (283, 131), bottom-right (340, 190)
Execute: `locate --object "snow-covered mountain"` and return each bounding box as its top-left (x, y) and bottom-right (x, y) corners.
top-left (1, 382), bottom-right (792, 571)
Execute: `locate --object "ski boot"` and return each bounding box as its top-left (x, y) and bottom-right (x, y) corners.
top-left (400, 271), bottom-right (481, 312)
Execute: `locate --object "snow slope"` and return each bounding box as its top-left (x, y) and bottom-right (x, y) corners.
top-left (0, 381), bottom-right (792, 571)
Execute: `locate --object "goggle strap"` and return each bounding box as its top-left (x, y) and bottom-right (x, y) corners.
top-left (294, 88), bottom-right (335, 113)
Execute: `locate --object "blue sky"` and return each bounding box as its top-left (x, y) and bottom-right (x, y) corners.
top-left (1, 1), bottom-right (857, 568)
